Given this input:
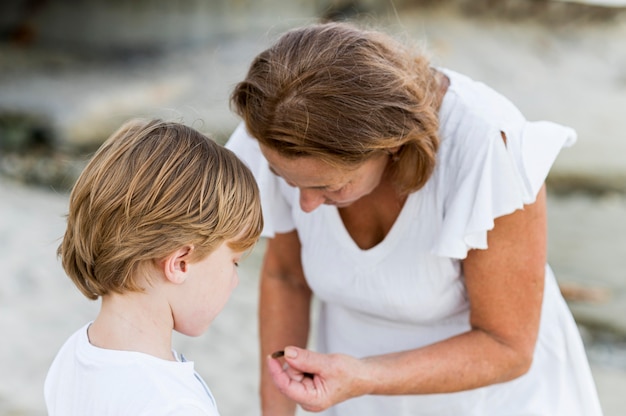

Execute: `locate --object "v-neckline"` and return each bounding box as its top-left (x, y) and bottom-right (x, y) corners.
top-left (327, 191), bottom-right (419, 257)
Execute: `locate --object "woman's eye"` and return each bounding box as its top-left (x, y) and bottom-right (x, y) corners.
top-left (326, 186), bottom-right (344, 193)
top-left (313, 184), bottom-right (343, 192)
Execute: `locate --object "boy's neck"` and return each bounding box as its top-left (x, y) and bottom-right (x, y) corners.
top-left (88, 291), bottom-right (176, 361)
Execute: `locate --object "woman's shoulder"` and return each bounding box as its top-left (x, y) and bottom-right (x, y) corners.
top-left (433, 69), bottom-right (528, 177)
top-left (438, 68), bottom-right (526, 143)
top-left (427, 70), bottom-right (576, 258)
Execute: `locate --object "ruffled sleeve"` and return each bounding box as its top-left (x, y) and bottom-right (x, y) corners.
top-left (225, 123), bottom-right (295, 237)
top-left (431, 119), bottom-right (576, 259)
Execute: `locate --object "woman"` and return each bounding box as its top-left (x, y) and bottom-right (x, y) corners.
top-left (226, 22), bottom-right (602, 415)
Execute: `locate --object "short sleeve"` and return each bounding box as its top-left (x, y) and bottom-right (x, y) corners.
top-left (432, 120), bottom-right (576, 259)
top-left (225, 123), bottom-right (295, 237)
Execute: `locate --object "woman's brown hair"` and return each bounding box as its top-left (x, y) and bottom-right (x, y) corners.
top-left (59, 119), bottom-right (263, 300)
top-left (231, 21), bottom-right (441, 194)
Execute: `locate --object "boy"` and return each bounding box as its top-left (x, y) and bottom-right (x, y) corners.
top-left (45, 119), bottom-right (263, 415)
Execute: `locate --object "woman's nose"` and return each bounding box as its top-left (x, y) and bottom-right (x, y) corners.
top-left (299, 188), bottom-right (325, 213)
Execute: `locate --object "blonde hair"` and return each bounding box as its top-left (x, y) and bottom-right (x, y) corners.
top-left (59, 119), bottom-right (263, 300)
top-left (231, 21), bottom-right (440, 194)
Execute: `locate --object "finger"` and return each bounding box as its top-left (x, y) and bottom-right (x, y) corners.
top-left (300, 374), bottom-right (317, 391)
top-left (283, 346), bottom-right (325, 377)
top-left (270, 350), bottom-right (311, 381)
top-left (284, 362), bottom-right (308, 382)
top-left (267, 354), bottom-right (292, 386)
top-left (267, 355), bottom-right (321, 403)
top-left (271, 351), bottom-right (313, 381)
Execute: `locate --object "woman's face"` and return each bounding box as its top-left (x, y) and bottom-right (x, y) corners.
top-left (260, 145), bottom-right (391, 213)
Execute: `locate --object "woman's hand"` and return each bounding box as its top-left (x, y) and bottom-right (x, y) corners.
top-left (267, 347), bottom-right (370, 412)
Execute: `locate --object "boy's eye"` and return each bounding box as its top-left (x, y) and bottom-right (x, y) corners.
top-left (234, 262), bottom-right (240, 267)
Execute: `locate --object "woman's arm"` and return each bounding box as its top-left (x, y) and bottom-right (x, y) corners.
top-left (259, 230), bottom-right (312, 416)
top-left (267, 186), bottom-right (547, 411)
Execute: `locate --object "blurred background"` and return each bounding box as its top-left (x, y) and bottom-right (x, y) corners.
top-left (1, 0), bottom-right (625, 415)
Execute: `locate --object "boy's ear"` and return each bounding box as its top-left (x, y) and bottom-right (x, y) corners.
top-left (163, 245), bottom-right (194, 285)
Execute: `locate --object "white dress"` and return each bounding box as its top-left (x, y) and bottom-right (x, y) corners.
top-left (227, 68), bottom-right (603, 415)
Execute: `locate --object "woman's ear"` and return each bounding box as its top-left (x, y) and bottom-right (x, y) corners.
top-left (163, 245), bottom-right (194, 285)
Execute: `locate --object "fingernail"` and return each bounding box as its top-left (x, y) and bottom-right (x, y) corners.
top-left (284, 347), bottom-right (298, 358)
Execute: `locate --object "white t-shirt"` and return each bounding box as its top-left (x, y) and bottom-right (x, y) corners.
top-left (227, 68), bottom-right (603, 415)
top-left (44, 323), bottom-right (220, 416)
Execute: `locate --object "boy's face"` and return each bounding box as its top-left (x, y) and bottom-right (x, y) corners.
top-left (171, 240), bottom-right (243, 337)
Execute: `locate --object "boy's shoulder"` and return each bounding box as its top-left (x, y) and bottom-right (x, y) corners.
top-left (45, 324), bottom-right (219, 415)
